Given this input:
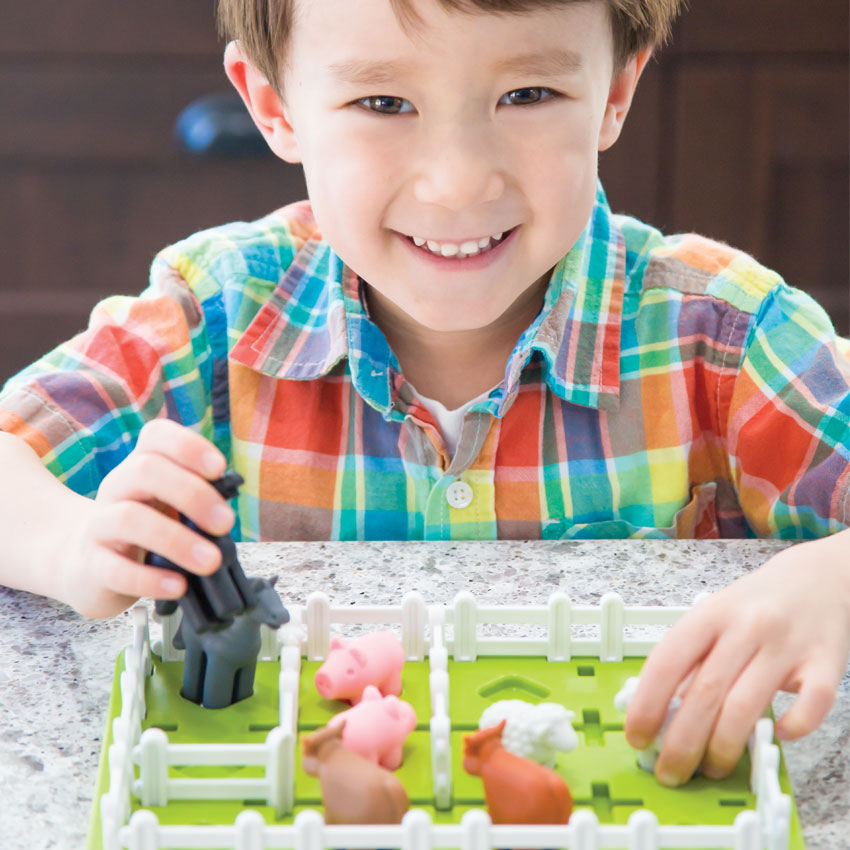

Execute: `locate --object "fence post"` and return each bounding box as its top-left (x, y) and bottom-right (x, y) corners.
top-left (294, 809), bottom-right (326, 850)
top-left (453, 592), bottom-right (478, 661)
top-left (306, 592), bottom-right (330, 660)
top-left (279, 642), bottom-right (302, 734)
top-left (235, 809), bottom-right (267, 850)
top-left (732, 810), bottom-right (762, 850)
top-left (100, 789), bottom-right (121, 850)
top-left (626, 809), bottom-right (659, 850)
top-left (402, 591), bottom-right (427, 660)
top-left (266, 726), bottom-right (296, 817)
top-left (547, 592), bottom-right (572, 662)
top-left (155, 608), bottom-right (184, 662)
top-left (570, 808), bottom-right (600, 850)
top-left (749, 717), bottom-right (772, 792)
top-left (126, 809), bottom-right (160, 850)
top-left (106, 740), bottom-right (132, 827)
top-left (600, 592), bottom-right (624, 662)
top-left (259, 622), bottom-right (281, 660)
top-left (138, 728), bottom-right (169, 807)
top-left (430, 711), bottom-right (452, 810)
top-left (132, 605), bottom-right (153, 678)
top-left (402, 808), bottom-right (433, 850)
top-left (460, 809), bottom-right (491, 850)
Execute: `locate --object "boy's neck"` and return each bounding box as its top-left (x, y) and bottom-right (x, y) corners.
top-left (364, 275), bottom-right (550, 410)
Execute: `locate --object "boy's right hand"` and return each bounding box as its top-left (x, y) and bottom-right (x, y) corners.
top-left (57, 419), bottom-right (235, 619)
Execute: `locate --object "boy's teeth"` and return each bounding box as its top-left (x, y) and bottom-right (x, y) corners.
top-left (412, 231), bottom-right (508, 258)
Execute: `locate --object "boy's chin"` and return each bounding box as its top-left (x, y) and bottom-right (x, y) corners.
top-left (407, 307), bottom-right (502, 334)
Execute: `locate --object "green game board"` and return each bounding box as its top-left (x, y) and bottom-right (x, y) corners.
top-left (86, 642), bottom-right (806, 850)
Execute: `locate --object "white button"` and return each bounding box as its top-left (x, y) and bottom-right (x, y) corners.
top-left (446, 480), bottom-right (474, 509)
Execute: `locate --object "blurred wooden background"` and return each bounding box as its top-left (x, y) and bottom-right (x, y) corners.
top-left (1, 0), bottom-right (847, 381)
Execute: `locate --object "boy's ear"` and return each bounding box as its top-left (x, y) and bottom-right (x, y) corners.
top-left (223, 41), bottom-right (301, 163)
top-left (597, 49), bottom-right (652, 152)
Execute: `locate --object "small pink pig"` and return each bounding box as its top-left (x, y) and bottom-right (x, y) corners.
top-left (314, 631), bottom-right (405, 704)
top-left (327, 685), bottom-right (417, 770)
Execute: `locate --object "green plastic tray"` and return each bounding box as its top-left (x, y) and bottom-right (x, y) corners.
top-left (86, 648), bottom-right (805, 849)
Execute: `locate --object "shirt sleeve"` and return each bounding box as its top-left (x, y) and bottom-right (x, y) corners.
top-left (0, 265), bottom-right (219, 498)
top-left (724, 281), bottom-right (850, 537)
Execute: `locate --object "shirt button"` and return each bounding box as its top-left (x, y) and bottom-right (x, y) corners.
top-left (446, 480), bottom-right (474, 509)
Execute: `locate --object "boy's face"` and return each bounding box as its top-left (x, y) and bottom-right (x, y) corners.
top-left (229, 0), bottom-right (645, 333)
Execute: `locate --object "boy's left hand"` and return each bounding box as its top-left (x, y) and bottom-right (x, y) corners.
top-left (624, 529), bottom-right (850, 786)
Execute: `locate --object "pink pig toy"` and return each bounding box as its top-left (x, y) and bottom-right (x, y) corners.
top-left (314, 631), bottom-right (405, 704)
top-left (327, 685), bottom-right (417, 770)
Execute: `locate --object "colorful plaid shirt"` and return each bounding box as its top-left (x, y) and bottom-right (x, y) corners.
top-left (2, 183), bottom-right (849, 542)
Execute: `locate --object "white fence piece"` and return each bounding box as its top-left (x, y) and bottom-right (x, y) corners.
top-left (429, 605), bottom-right (452, 810)
top-left (599, 592), bottom-right (625, 662)
top-left (453, 591), bottom-right (478, 661)
top-left (547, 591), bottom-right (572, 661)
top-left (305, 592), bottom-right (331, 660)
top-left (402, 591), bottom-right (427, 660)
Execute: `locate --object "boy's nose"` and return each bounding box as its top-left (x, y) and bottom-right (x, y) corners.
top-left (412, 125), bottom-right (505, 211)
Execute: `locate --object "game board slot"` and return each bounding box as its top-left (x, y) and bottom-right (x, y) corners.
top-left (248, 723), bottom-right (277, 732)
top-left (577, 664), bottom-right (595, 676)
top-left (575, 709), bottom-right (623, 745)
top-left (571, 782), bottom-right (645, 823)
top-left (154, 723), bottom-right (178, 732)
top-left (719, 798), bottom-right (748, 807)
top-left (477, 675), bottom-right (550, 701)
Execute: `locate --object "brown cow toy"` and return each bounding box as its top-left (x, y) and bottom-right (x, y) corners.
top-left (463, 719), bottom-right (573, 824)
top-left (301, 722), bottom-right (410, 824)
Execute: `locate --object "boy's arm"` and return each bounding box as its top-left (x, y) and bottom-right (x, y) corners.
top-left (625, 529), bottom-right (850, 785)
top-left (0, 422), bottom-right (235, 618)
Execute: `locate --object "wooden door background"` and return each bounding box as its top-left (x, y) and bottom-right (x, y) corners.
top-left (1, 0), bottom-right (847, 382)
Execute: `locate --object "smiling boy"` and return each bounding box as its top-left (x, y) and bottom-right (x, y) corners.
top-left (0, 0), bottom-right (848, 790)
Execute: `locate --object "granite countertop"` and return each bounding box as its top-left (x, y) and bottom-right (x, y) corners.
top-left (1, 539), bottom-right (847, 849)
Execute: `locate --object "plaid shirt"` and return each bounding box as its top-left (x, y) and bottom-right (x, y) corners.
top-left (2, 183), bottom-right (848, 541)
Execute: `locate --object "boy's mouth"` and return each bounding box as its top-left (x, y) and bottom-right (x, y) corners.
top-left (403, 228), bottom-right (514, 260)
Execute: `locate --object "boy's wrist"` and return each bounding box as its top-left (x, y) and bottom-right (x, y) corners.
top-left (788, 529), bottom-right (850, 612)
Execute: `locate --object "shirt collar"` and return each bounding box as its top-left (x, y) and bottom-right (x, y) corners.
top-left (230, 181), bottom-right (623, 417)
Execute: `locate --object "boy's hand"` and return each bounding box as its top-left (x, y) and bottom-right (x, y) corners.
top-left (624, 530), bottom-right (850, 786)
top-left (57, 419), bottom-right (235, 619)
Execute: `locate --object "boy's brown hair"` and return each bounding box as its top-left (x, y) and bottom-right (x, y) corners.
top-left (217, 0), bottom-right (685, 96)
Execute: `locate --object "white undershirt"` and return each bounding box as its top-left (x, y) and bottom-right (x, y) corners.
top-left (411, 384), bottom-right (497, 456)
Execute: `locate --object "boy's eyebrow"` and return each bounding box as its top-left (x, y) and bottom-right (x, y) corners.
top-left (327, 59), bottom-right (417, 87)
top-left (327, 48), bottom-right (584, 87)
top-left (493, 49), bottom-right (585, 77)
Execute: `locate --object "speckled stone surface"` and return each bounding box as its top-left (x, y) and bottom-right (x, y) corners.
top-left (1, 540), bottom-right (847, 849)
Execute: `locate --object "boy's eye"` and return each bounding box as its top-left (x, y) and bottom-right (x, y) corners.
top-left (499, 87), bottom-right (559, 106)
top-left (355, 95), bottom-right (415, 115)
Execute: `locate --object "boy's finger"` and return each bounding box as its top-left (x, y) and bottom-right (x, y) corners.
top-left (625, 605), bottom-right (719, 747)
top-left (96, 547), bottom-right (188, 601)
top-left (775, 664), bottom-right (839, 741)
top-left (699, 652), bottom-right (782, 778)
top-left (92, 501), bottom-right (222, 578)
top-left (101, 451), bottom-right (234, 537)
top-left (134, 418), bottom-right (226, 479)
top-left (652, 629), bottom-right (758, 785)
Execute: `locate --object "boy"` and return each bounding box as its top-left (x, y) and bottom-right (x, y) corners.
top-left (0, 0), bottom-right (848, 790)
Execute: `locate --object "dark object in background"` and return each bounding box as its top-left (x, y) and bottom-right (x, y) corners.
top-left (174, 92), bottom-right (270, 157)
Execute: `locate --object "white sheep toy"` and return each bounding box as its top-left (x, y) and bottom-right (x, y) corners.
top-left (478, 699), bottom-right (578, 767)
top-left (613, 676), bottom-right (682, 772)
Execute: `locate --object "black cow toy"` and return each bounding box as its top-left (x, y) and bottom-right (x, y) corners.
top-left (145, 472), bottom-right (289, 707)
